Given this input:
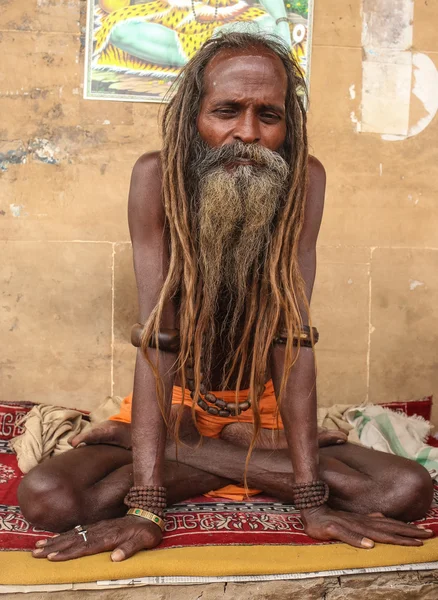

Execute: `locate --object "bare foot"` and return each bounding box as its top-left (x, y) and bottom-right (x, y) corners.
top-left (318, 427), bottom-right (348, 447)
top-left (68, 420), bottom-right (132, 450)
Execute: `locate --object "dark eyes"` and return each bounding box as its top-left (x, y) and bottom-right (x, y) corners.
top-left (214, 108), bottom-right (236, 116)
top-left (261, 113), bottom-right (281, 122)
top-left (213, 108), bottom-right (281, 122)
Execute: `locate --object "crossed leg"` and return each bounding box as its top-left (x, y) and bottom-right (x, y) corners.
top-left (18, 406), bottom-right (433, 534)
top-left (17, 445), bottom-right (232, 532)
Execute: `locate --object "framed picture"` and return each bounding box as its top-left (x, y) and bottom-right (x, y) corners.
top-left (84, 0), bottom-right (314, 102)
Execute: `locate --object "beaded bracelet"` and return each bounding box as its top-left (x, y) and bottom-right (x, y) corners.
top-left (291, 480), bottom-right (329, 510)
top-left (124, 485), bottom-right (167, 519)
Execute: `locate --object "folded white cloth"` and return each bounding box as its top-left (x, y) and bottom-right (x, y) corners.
top-left (317, 404), bottom-right (360, 444)
top-left (345, 404), bottom-right (438, 478)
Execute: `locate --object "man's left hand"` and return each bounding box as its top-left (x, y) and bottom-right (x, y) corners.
top-left (301, 504), bottom-right (433, 548)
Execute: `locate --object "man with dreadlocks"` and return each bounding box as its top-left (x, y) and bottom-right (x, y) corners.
top-left (20, 32), bottom-right (433, 562)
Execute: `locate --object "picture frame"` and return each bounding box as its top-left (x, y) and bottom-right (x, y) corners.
top-left (84, 0), bottom-right (314, 103)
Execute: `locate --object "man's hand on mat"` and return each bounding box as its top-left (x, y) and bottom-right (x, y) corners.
top-left (69, 421), bottom-right (132, 450)
top-left (301, 505), bottom-right (434, 548)
top-left (32, 516), bottom-right (162, 562)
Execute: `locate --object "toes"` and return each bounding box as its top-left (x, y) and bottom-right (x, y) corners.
top-left (318, 430), bottom-right (348, 447)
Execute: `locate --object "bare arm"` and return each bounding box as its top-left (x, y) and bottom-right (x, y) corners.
top-left (128, 152), bottom-right (177, 488)
top-left (270, 155), bottom-right (325, 484)
top-left (32, 153), bottom-right (180, 563)
top-left (258, 0), bottom-right (292, 46)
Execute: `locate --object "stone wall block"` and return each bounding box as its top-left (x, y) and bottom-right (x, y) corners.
top-left (312, 246), bottom-right (370, 406)
top-left (0, 162), bottom-right (132, 242)
top-left (414, 2), bottom-right (438, 52)
top-left (0, 93), bottom-right (79, 141)
top-left (79, 99), bottom-right (135, 129)
top-left (369, 248), bottom-right (438, 410)
top-left (0, 92), bottom-right (135, 150)
top-left (0, 241), bottom-right (112, 410)
top-left (132, 103), bottom-right (162, 147)
top-left (0, 0), bottom-right (80, 34)
top-left (312, 0), bottom-right (362, 48)
top-left (1, 32), bottom-right (81, 93)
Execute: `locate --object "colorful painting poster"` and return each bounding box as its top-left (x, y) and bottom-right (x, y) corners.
top-left (84, 0), bottom-right (314, 102)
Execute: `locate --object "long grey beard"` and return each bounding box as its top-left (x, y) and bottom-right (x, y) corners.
top-left (190, 139), bottom-right (289, 377)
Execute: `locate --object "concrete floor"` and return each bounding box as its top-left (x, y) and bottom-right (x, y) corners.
top-left (2, 571), bottom-right (438, 600)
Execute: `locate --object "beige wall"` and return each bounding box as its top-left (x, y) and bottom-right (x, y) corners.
top-left (1, 1), bottom-right (437, 420)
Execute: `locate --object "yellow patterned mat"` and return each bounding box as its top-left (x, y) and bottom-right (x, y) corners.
top-left (2, 540), bottom-right (438, 586)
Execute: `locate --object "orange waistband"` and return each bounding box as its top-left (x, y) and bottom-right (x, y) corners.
top-left (109, 380), bottom-right (278, 426)
top-left (172, 379), bottom-right (275, 405)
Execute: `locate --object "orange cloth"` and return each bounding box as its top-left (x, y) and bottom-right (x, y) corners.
top-left (109, 380), bottom-right (283, 500)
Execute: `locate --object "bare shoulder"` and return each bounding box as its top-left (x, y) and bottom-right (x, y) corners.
top-left (129, 150), bottom-right (162, 209)
top-left (299, 155), bottom-right (326, 251)
top-left (132, 150), bottom-right (162, 180)
top-left (128, 151), bottom-right (164, 242)
top-left (308, 155), bottom-right (326, 188)
top-left (306, 155), bottom-right (326, 209)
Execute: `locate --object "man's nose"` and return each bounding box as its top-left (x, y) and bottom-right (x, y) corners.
top-left (233, 112), bottom-right (261, 144)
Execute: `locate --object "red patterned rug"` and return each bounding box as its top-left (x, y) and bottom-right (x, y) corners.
top-left (1, 399), bottom-right (438, 552)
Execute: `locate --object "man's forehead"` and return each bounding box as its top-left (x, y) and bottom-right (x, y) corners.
top-left (202, 47), bottom-right (287, 95)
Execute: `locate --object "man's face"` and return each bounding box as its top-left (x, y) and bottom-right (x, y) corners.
top-left (197, 47), bottom-right (288, 153)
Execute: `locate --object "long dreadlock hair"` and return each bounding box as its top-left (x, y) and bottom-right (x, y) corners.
top-left (141, 31), bottom-right (310, 479)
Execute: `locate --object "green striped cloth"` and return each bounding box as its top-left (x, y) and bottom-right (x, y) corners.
top-left (345, 405), bottom-right (438, 478)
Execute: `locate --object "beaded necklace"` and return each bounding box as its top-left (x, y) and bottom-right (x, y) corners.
top-left (185, 359), bottom-right (252, 417)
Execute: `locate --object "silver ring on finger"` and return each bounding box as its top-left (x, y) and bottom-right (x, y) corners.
top-left (74, 524), bottom-right (88, 543)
